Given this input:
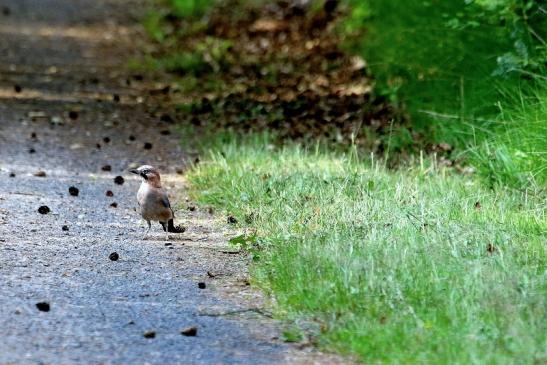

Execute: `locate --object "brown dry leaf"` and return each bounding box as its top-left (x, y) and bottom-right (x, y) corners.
top-left (350, 56), bottom-right (366, 71)
top-left (250, 19), bottom-right (287, 33)
top-left (335, 83), bottom-right (372, 96)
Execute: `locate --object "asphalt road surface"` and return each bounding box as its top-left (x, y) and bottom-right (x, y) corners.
top-left (0, 1), bottom-right (345, 364)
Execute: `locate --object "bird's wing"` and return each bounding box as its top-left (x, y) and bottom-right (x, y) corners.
top-left (160, 194), bottom-right (171, 208)
top-left (159, 192), bottom-right (175, 217)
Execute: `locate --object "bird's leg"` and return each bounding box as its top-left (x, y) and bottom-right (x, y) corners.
top-left (143, 220), bottom-right (151, 240)
top-left (163, 221), bottom-right (169, 241)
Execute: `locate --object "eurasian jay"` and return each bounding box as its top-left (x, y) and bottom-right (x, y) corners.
top-left (130, 165), bottom-right (185, 238)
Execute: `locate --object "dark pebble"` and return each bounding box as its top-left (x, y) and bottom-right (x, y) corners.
top-left (129, 135), bottom-right (136, 141)
top-left (105, 190), bottom-right (114, 197)
top-left (180, 326), bottom-right (198, 337)
top-left (36, 302), bottom-right (50, 312)
top-left (62, 225), bottom-right (69, 231)
top-left (101, 165), bottom-right (112, 172)
top-left (28, 148), bottom-right (36, 154)
top-left (30, 132), bottom-right (37, 139)
top-left (113, 94), bottom-right (120, 102)
top-left (160, 114), bottom-right (173, 123)
top-left (110, 202), bottom-right (118, 208)
top-left (68, 186), bottom-right (79, 196)
top-left (2, 6), bottom-right (10, 16)
top-left (14, 84), bottom-right (22, 93)
top-left (114, 176), bottom-right (124, 185)
top-left (38, 206), bottom-right (50, 214)
top-left (143, 331), bottom-right (156, 339)
top-left (109, 252), bottom-right (119, 261)
top-left (227, 215), bottom-right (238, 224)
top-left (164, 242), bottom-right (172, 247)
top-left (187, 206), bottom-right (196, 211)
top-left (143, 142), bottom-right (152, 150)
top-left (160, 130), bottom-right (171, 135)
top-left (103, 137), bottom-right (110, 143)
top-left (68, 110), bottom-right (78, 120)
top-left (9, 172), bottom-right (15, 178)
top-left (96, 143), bottom-right (101, 149)
top-left (198, 282), bottom-right (206, 289)
top-left (34, 170), bottom-right (46, 177)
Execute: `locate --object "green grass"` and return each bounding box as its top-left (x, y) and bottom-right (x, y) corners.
top-left (468, 84), bottom-right (547, 187)
top-left (168, 0), bottom-right (216, 19)
top-left (186, 133), bottom-right (546, 364)
top-left (340, 0), bottom-right (546, 188)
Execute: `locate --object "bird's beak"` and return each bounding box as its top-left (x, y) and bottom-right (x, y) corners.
top-left (129, 169), bottom-right (139, 174)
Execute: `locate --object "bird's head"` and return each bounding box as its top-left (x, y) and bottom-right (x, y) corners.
top-left (130, 165), bottom-right (161, 186)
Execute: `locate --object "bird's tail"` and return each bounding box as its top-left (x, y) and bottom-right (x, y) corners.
top-left (161, 219), bottom-right (186, 233)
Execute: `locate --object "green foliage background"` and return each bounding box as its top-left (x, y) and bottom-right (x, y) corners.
top-left (342, 0), bottom-right (546, 186)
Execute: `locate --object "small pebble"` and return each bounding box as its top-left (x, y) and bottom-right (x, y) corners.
top-left (28, 148), bottom-right (36, 154)
top-left (30, 132), bottom-right (37, 139)
top-left (68, 110), bottom-right (78, 120)
top-left (198, 282), bottom-right (206, 289)
top-left (9, 172), bottom-right (15, 178)
top-left (68, 186), bottom-right (79, 196)
top-left (33, 170), bottom-right (46, 177)
top-left (14, 84), bottom-right (22, 93)
top-left (109, 252), bottom-right (119, 261)
top-left (129, 135), bottom-right (136, 141)
top-left (180, 326), bottom-right (198, 337)
top-left (143, 331), bottom-right (156, 339)
top-left (187, 206), bottom-right (196, 211)
top-left (103, 137), bottom-right (110, 143)
top-left (143, 142), bottom-right (152, 150)
top-left (113, 176), bottom-right (124, 185)
top-left (113, 94), bottom-right (120, 102)
top-left (160, 114), bottom-right (173, 123)
top-left (101, 165), bottom-right (112, 172)
top-left (62, 225), bottom-right (69, 231)
top-left (110, 202), bottom-right (118, 208)
top-left (160, 130), bottom-right (171, 135)
top-left (105, 190), bottom-right (114, 197)
top-left (96, 143), bottom-right (101, 149)
top-left (38, 206), bottom-right (50, 214)
top-left (227, 215), bottom-right (238, 224)
top-left (36, 302), bottom-right (50, 312)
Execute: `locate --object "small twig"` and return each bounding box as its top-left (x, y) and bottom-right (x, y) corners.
top-left (220, 250), bottom-right (241, 254)
top-left (198, 308), bottom-right (273, 318)
top-left (12, 192), bottom-right (41, 196)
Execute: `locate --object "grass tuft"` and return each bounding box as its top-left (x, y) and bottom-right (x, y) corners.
top-left (186, 133), bottom-right (546, 363)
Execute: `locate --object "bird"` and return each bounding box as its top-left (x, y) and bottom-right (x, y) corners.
top-left (130, 165), bottom-right (185, 239)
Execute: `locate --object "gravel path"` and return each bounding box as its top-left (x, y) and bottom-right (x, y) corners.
top-left (0, 1), bottom-right (344, 364)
